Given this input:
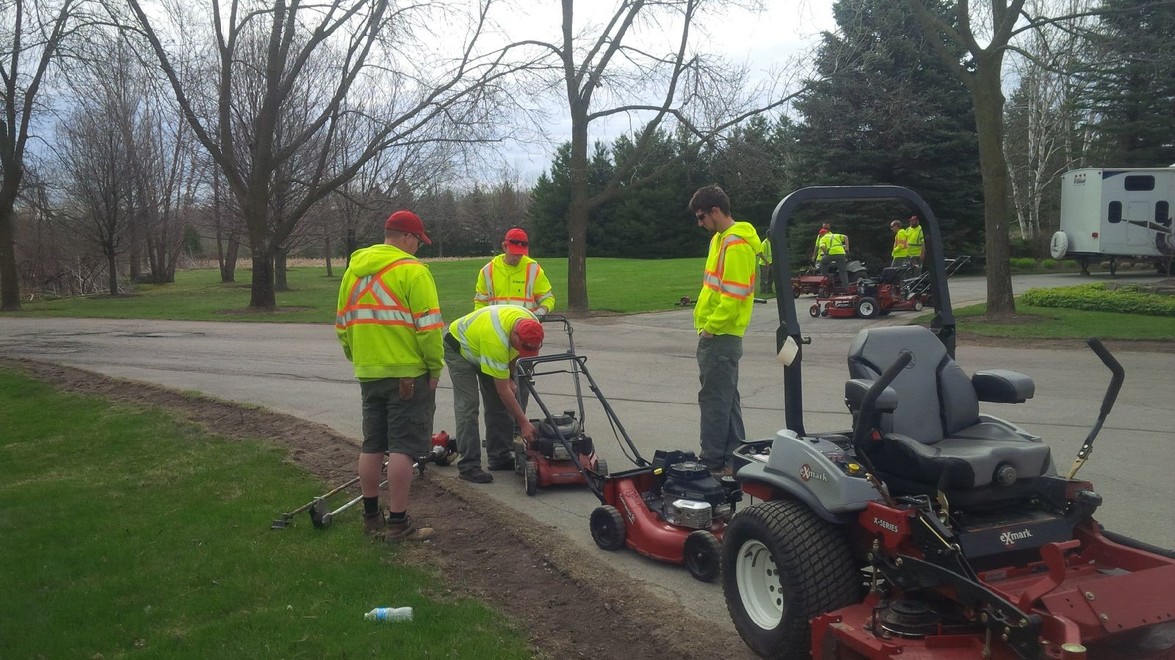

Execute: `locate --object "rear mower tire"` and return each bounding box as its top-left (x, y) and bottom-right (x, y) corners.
top-left (722, 500), bottom-right (858, 659)
top-left (808, 304), bottom-right (819, 318)
top-left (524, 460), bottom-right (538, 496)
top-left (855, 297), bottom-right (879, 319)
top-left (590, 505), bottom-right (626, 551)
top-left (683, 530), bottom-right (722, 582)
top-left (594, 457), bottom-right (609, 477)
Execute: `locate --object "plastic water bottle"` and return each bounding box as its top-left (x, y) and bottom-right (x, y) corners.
top-left (364, 606), bottom-right (413, 622)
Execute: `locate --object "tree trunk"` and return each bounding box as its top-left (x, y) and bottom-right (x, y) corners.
top-left (106, 248), bottom-right (119, 296)
top-left (972, 61), bottom-right (1016, 317)
top-left (275, 248), bottom-right (288, 292)
top-left (0, 178), bottom-right (24, 311)
top-left (249, 247), bottom-right (277, 310)
top-left (565, 112), bottom-right (590, 313)
top-left (324, 235), bottom-right (333, 277)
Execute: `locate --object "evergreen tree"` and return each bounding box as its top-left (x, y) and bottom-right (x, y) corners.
top-left (790, 0), bottom-right (983, 268)
top-left (1082, 0), bottom-right (1175, 167)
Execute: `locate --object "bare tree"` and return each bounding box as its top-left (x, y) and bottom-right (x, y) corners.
top-left (0, 0), bottom-right (78, 311)
top-left (120, 0), bottom-right (523, 310)
top-left (520, 0), bottom-right (806, 312)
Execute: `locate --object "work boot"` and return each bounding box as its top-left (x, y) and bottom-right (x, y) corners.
top-left (487, 459), bottom-right (515, 471)
top-left (459, 467), bottom-right (493, 484)
top-left (385, 516), bottom-right (434, 543)
top-left (362, 513), bottom-right (387, 538)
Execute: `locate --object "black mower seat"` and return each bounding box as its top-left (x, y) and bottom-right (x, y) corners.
top-left (846, 326), bottom-right (1052, 491)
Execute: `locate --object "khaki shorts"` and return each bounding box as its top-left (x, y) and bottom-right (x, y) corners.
top-left (359, 374), bottom-right (435, 456)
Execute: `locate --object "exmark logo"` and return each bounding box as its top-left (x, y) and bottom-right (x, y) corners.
top-left (1000, 528), bottom-right (1034, 546)
top-left (873, 518), bottom-right (900, 534)
top-left (799, 464), bottom-right (829, 482)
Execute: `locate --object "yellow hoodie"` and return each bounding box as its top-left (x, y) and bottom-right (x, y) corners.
top-left (694, 221), bottom-right (761, 337)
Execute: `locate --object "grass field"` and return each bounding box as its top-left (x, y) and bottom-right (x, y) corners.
top-left (0, 369), bottom-right (531, 658)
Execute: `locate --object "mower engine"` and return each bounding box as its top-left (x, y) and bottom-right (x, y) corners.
top-left (652, 450), bottom-right (734, 530)
top-left (533, 410), bottom-right (594, 461)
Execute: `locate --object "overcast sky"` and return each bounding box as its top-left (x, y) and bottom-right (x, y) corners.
top-left (492, 1), bottom-right (836, 182)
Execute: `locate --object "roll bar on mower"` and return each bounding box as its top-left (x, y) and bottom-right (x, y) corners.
top-left (767, 186), bottom-right (957, 436)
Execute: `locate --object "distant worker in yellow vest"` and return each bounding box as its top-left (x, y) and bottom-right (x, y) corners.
top-left (810, 222), bottom-right (831, 266)
top-left (905, 215), bottom-right (925, 274)
top-left (757, 228), bottom-right (774, 294)
top-left (474, 228), bottom-right (555, 315)
top-left (444, 305), bottom-right (545, 484)
top-left (890, 219), bottom-right (909, 268)
top-left (817, 227), bottom-right (851, 288)
top-left (335, 209), bottom-right (441, 543)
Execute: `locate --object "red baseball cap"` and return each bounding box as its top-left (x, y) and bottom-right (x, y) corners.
top-left (504, 228), bottom-right (529, 255)
top-left (385, 210), bottom-right (432, 245)
top-left (818, 228), bottom-right (829, 235)
top-left (513, 319), bottom-right (544, 357)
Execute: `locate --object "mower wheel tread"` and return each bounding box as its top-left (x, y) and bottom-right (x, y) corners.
top-left (589, 505), bottom-right (626, 551)
top-left (683, 530), bottom-right (722, 582)
top-left (524, 460), bottom-right (538, 496)
top-left (722, 500), bottom-right (858, 659)
top-left (594, 457), bottom-right (608, 477)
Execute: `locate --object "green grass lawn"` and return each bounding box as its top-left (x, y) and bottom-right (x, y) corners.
top-left (14, 257), bottom-right (715, 323)
top-left (953, 303), bottom-right (1175, 341)
top-left (0, 369), bottom-right (531, 658)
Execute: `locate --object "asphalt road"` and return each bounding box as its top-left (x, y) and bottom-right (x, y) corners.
top-left (1, 270), bottom-right (1172, 631)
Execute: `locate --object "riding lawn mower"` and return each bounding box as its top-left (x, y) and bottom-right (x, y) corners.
top-left (725, 186), bottom-right (1175, 659)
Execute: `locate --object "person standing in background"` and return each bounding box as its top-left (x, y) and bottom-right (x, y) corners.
top-left (889, 219), bottom-right (908, 268)
top-left (474, 228), bottom-right (555, 316)
top-left (757, 228), bottom-right (774, 294)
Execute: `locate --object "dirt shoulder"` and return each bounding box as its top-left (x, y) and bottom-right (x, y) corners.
top-left (0, 357), bottom-right (755, 660)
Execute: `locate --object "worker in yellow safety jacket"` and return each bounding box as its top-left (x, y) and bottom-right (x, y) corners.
top-left (335, 209), bottom-right (443, 543)
top-left (689, 184), bottom-right (761, 476)
top-left (905, 215), bottom-right (925, 274)
top-left (817, 228), bottom-right (851, 287)
top-left (890, 219), bottom-right (909, 268)
top-left (473, 228), bottom-right (555, 315)
top-left (757, 228), bottom-right (774, 294)
top-left (443, 305), bottom-right (545, 484)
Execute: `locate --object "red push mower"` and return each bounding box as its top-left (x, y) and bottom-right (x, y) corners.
top-left (811, 256), bottom-right (969, 320)
top-left (726, 186), bottom-right (1175, 659)
top-left (791, 259), bottom-right (868, 298)
top-left (515, 321), bottom-right (742, 582)
top-left (511, 315), bottom-right (606, 495)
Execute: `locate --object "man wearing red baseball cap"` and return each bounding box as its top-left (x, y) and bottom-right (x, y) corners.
top-left (473, 228), bottom-right (555, 316)
top-left (335, 209), bottom-right (441, 542)
top-left (443, 305), bottom-right (544, 484)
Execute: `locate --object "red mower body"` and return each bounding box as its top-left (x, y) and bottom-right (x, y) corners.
top-left (603, 468), bottom-right (727, 564)
top-left (810, 501), bottom-right (1175, 659)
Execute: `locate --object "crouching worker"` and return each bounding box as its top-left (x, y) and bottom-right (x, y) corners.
top-left (335, 210), bottom-right (442, 542)
top-left (444, 305), bottom-right (544, 484)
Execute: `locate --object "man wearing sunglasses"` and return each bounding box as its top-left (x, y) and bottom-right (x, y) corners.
top-left (473, 228), bottom-right (556, 316)
top-left (689, 185), bottom-right (762, 477)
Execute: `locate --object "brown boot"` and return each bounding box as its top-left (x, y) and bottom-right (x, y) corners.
top-left (385, 516), bottom-right (434, 543)
top-left (362, 513), bottom-right (387, 538)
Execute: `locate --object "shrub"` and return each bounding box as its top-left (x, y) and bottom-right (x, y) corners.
top-left (1020, 283), bottom-right (1175, 317)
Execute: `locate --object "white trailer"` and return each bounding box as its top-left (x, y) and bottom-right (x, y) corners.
top-left (1049, 167), bottom-right (1175, 275)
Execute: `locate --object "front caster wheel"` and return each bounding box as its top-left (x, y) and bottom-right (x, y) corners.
top-left (683, 530), bottom-right (722, 582)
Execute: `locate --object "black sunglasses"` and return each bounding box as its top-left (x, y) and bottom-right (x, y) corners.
top-left (508, 239), bottom-right (528, 247)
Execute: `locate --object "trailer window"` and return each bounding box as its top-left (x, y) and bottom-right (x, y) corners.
top-left (1124, 175), bottom-right (1155, 191)
top-left (1159, 201), bottom-right (1172, 226)
top-left (1108, 201), bottom-right (1122, 223)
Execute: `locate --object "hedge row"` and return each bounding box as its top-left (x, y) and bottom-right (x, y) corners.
top-left (1020, 283), bottom-right (1175, 317)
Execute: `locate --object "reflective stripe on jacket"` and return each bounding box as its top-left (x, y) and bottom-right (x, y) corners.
top-left (473, 254), bottom-right (555, 313)
top-left (694, 221), bottom-right (761, 337)
top-left (448, 305), bottom-right (538, 380)
top-left (335, 244), bottom-right (444, 380)
top-left (906, 225), bottom-right (924, 257)
top-left (826, 233), bottom-right (848, 256)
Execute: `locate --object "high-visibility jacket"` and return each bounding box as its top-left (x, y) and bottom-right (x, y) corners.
top-left (448, 305), bottom-right (538, 380)
top-left (906, 225), bottom-right (924, 258)
top-left (335, 244), bottom-right (444, 380)
top-left (891, 228), bottom-right (909, 259)
top-left (473, 254), bottom-right (555, 313)
top-left (694, 221), bottom-right (761, 337)
top-left (759, 236), bottom-right (773, 265)
top-left (823, 232), bottom-right (848, 256)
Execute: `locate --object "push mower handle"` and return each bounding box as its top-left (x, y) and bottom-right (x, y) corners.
top-left (1086, 337), bottom-right (1124, 419)
top-left (850, 352), bottom-right (913, 461)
